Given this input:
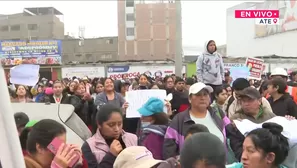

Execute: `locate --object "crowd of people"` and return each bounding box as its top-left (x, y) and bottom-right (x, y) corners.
top-left (2, 40), bottom-right (297, 168)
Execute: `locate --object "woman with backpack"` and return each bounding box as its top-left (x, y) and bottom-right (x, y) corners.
top-left (138, 97), bottom-right (171, 160)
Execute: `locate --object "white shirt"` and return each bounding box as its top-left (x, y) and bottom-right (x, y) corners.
top-left (190, 111), bottom-right (225, 142)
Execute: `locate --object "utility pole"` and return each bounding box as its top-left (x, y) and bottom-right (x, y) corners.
top-left (174, 0), bottom-right (183, 77)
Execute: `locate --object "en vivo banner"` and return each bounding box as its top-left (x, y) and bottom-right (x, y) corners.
top-left (255, 1), bottom-right (297, 38)
top-left (0, 40), bottom-right (62, 66)
top-left (245, 57), bottom-right (264, 79)
top-left (107, 65), bottom-right (185, 79)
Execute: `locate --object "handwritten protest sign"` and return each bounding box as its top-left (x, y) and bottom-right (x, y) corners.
top-left (10, 64), bottom-right (40, 86)
top-left (245, 57), bottom-right (264, 80)
top-left (125, 90), bottom-right (167, 118)
top-left (234, 116), bottom-right (297, 143)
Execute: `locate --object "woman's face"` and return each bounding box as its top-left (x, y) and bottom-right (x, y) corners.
top-left (104, 79), bottom-right (114, 91)
top-left (95, 83), bottom-right (104, 93)
top-left (241, 136), bottom-right (274, 168)
top-left (99, 112), bottom-right (123, 139)
top-left (166, 77), bottom-right (174, 89)
top-left (37, 86), bottom-right (43, 93)
top-left (226, 87), bottom-right (232, 97)
top-left (69, 82), bottom-right (76, 92)
top-left (53, 83), bottom-right (63, 95)
top-left (139, 75), bottom-right (148, 86)
top-left (37, 133), bottom-right (66, 167)
top-left (16, 86), bottom-right (26, 96)
top-left (216, 89), bottom-right (228, 104)
top-left (76, 84), bottom-right (86, 96)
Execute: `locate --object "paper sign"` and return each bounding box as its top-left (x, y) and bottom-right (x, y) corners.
top-left (229, 66), bottom-right (250, 85)
top-left (234, 116), bottom-right (297, 143)
top-left (10, 64), bottom-right (40, 86)
top-left (245, 57), bottom-right (264, 79)
top-left (125, 90), bottom-right (167, 118)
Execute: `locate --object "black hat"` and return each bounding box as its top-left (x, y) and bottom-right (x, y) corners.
top-left (14, 112), bottom-right (29, 128)
top-left (180, 133), bottom-right (226, 168)
top-left (239, 87), bottom-right (261, 100)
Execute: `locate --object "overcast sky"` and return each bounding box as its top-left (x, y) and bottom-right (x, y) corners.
top-left (0, 1), bottom-right (245, 47)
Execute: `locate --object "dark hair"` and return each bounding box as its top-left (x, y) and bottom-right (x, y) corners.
top-left (96, 104), bottom-right (122, 125)
top-left (268, 77), bottom-right (287, 94)
top-left (180, 133), bottom-right (225, 168)
top-left (259, 80), bottom-right (269, 94)
top-left (102, 78), bottom-right (114, 86)
top-left (19, 119), bottom-right (66, 153)
top-left (185, 77), bottom-right (195, 85)
top-left (246, 123), bottom-right (289, 166)
top-left (232, 78), bottom-right (250, 91)
top-left (174, 77), bottom-right (184, 84)
top-left (139, 74), bottom-right (148, 80)
top-left (214, 86), bottom-right (227, 100)
top-left (163, 76), bottom-right (173, 83)
top-left (207, 40), bottom-right (217, 53)
top-left (185, 124), bottom-right (209, 137)
top-left (151, 112), bottom-right (169, 125)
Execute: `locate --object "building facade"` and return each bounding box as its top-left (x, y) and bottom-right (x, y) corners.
top-left (0, 7), bottom-right (64, 40)
top-left (226, 1), bottom-right (297, 57)
top-left (62, 37), bottom-right (118, 64)
top-left (118, 0), bottom-right (177, 61)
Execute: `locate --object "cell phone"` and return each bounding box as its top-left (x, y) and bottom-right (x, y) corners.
top-left (47, 137), bottom-right (63, 154)
top-left (68, 152), bottom-right (80, 167)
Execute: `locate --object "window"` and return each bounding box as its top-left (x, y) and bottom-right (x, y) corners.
top-left (126, 28), bottom-right (135, 36)
top-left (126, 13), bottom-right (134, 21)
top-left (10, 24), bottom-right (20, 31)
top-left (75, 54), bottom-right (82, 57)
top-left (27, 24), bottom-right (38, 30)
top-left (126, 0), bottom-right (134, 7)
top-left (63, 113), bottom-right (92, 141)
top-left (1, 25), bottom-right (8, 31)
top-left (106, 39), bottom-right (113, 44)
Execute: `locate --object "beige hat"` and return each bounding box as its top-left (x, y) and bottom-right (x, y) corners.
top-left (113, 146), bottom-right (164, 168)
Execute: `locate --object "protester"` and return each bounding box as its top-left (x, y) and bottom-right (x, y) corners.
top-left (267, 77), bottom-right (297, 118)
top-left (164, 76), bottom-right (175, 94)
top-left (196, 40), bottom-right (225, 99)
top-left (170, 77), bottom-right (190, 116)
top-left (138, 74), bottom-right (150, 89)
top-left (113, 146), bottom-right (166, 168)
top-left (63, 81), bottom-right (77, 96)
top-left (227, 123), bottom-right (289, 168)
top-left (41, 80), bottom-right (71, 104)
top-left (82, 104), bottom-right (137, 168)
top-left (20, 119), bottom-right (83, 168)
top-left (224, 78), bottom-right (272, 118)
top-left (91, 81), bottom-right (104, 100)
top-left (163, 82), bottom-right (230, 159)
top-left (138, 97), bottom-right (171, 159)
top-left (180, 133), bottom-right (226, 168)
top-left (185, 77), bottom-right (195, 90)
top-left (14, 112), bottom-right (29, 135)
top-left (11, 85), bottom-right (33, 103)
top-left (211, 86), bottom-right (229, 113)
top-left (184, 124), bottom-right (209, 139)
top-left (69, 83), bottom-right (95, 127)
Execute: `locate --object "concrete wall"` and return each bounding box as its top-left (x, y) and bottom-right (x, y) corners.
top-left (0, 14), bottom-right (64, 40)
top-left (226, 2), bottom-right (297, 57)
top-left (61, 37), bottom-right (118, 63)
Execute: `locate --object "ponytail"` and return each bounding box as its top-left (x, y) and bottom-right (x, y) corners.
top-left (19, 128), bottom-right (31, 150)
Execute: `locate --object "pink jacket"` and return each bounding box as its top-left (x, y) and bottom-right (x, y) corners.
top-left (86, 130), bottom-right (137, 163)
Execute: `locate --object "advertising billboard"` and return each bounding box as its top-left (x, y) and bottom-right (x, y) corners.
top-left (255, 0), bottom-right (297, 38)
top-left (0, 40), bottom-right (62, 66)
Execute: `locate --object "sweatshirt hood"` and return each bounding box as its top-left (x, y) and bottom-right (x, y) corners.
top-left (204, 40), bottom-right (217, 54)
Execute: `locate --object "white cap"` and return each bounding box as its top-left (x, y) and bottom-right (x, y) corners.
top-left (113, 146), bottom-right (164, 168)
top-left (271, 68), bottom-right (288, 77)
top-left (189, 82), bottom-right (213, 96)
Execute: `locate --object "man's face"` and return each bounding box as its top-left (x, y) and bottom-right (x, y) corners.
top-left (240, 97), bottom-right (261, 115)
top-left (175, 81), bottom-right (185, 91)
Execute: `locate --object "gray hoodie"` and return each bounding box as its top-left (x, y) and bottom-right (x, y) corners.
top-left (196, 40), bottom-right (224, 85)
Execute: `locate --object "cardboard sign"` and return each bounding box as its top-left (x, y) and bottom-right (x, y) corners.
top-left (245, 57), bottom-right (264, 79)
